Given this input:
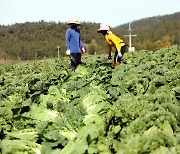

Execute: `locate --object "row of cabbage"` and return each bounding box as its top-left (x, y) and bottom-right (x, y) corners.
top-left (0, 45), bottom-right (179, 153)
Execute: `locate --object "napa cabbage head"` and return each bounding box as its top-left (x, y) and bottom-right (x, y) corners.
top-left (0, 139), bottom-right (41, 154)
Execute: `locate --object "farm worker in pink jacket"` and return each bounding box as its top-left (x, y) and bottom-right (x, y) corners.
top-left (97, 23), bottom-right (127, 66)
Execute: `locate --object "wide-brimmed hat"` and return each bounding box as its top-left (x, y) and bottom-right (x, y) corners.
top-left (67, 18), bottom-right (81, 25)
top-left (97, 23), bottom-right (110, 32)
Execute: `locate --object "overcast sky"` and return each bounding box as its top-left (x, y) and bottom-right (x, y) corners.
top-left (0, 0), bottom-right (180, 27)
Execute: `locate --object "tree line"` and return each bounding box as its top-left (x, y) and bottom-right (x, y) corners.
top-left (0, 12), bottom-right (179, 60)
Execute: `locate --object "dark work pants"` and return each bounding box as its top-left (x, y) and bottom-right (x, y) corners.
top-left (114, 45), bottom-right (127, 63)
top-left (70, 53), bottom-right (82, 71)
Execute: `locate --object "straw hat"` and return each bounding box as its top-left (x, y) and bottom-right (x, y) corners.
top-left (97, 23), bottom-right (110, 32)
top-left (67, 18), bottom-right (81, 25)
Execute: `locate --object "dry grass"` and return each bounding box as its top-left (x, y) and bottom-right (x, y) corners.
top-left (0, 59), bottom-right (14, 65)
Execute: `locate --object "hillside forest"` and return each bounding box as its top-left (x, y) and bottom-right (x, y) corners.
top-left (0, 12), bottom-right (180, 60)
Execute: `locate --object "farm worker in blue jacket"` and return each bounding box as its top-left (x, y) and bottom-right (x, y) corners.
top-left (97, 23), bottom-right (127, 66)
top-left (65, 18), bottom-right (85, 71)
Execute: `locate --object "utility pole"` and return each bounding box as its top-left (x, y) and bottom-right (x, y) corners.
top-left (124, 22), bottom-right (137, 52)
top-left (57, 46), bottom-right (60, 60)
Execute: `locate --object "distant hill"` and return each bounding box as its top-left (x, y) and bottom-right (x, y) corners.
top-left (114, 12), bottom-right (180, 50)
top-left (116, 11), bottom-right (180, 30)
top-left (0, 12), bottom-right (179, 60)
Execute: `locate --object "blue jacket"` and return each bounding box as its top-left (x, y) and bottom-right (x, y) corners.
top-left (65, 28), bottom-right (83, 53)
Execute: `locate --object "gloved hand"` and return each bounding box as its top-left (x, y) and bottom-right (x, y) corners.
top-left (66, 50), bottom-right (70, 56)
top-left (108, 54), bottom-right (112, 59)
top-left (81, 47), bottom-right (85, 55)
top-left (118, 52), bottom-right (122, 58)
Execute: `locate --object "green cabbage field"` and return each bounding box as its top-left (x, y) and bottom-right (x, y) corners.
top-left (0, 46), bottom-right (180, 154)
